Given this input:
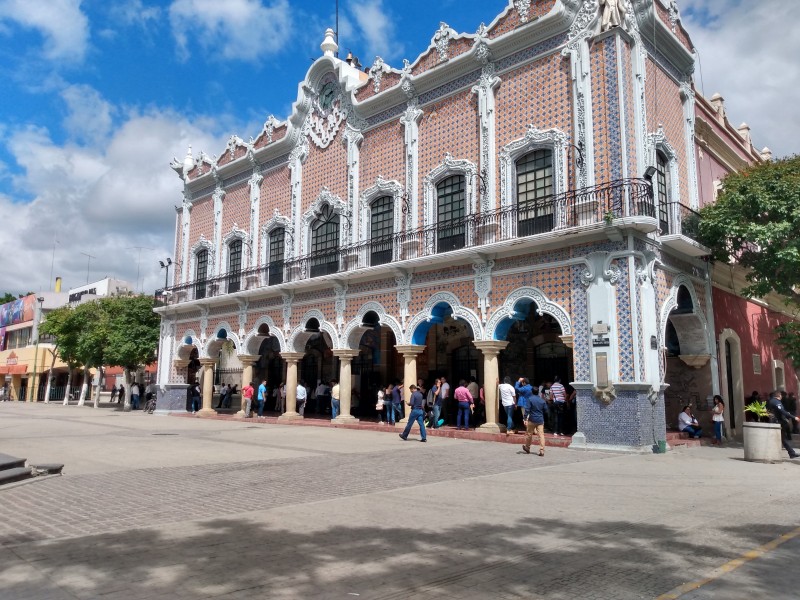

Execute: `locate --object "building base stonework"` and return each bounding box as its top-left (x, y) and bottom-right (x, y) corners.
top-left (155, 384), bottom-right (190, 414)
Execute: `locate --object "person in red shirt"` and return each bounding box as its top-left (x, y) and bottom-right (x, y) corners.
top-left (454, 380), bottom-right (474, 431)
top-left (241, 381), bottom-right (255, 418)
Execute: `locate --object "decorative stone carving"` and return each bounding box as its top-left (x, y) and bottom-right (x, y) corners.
top-left (334, 282), bottom-right (348, 334)
top-left (472, 62), bottom-right (501, 213)
top-left (668, 1), bottom-right (680, 32)
top-left (395, 271), bottom-right (412, 330)
top-left (581, 252), bottom-right (623, 287)
top-left (282, 291), bottom-right (293, 335)
top-left (472, 23), bottom-right (491, 64)
top-left (301, 188), bottom-right (350, 255)
top-left (514, 0), bottom-right (531, 23)
top-left (433, 22), bottom-right (454, 63)
top-left (599, 0), bottom-right (627, 32)
top-left (368, 57), bottom-right (389, 93)
top-left (405, 291), bottom-right (484, 344)
top-left (342, 301), bottom-right (404, 349)
top-left (400, 100), bottom-right (423, 230)
top-left (485, 286), bottom-right (573, 340)
top-left (309, 85), bottom-right (345, 149)
top-left (359, 176), bottom-right (403, 240)
top-left (262, 115), bottom-right (281, 143)
top-left (594, 383), bottom-right (617, 404)
top-left (473, 260), bottom-right (495, 323)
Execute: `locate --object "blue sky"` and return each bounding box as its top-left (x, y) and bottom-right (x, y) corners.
top-left (0, 0), bottom-right (797, 296)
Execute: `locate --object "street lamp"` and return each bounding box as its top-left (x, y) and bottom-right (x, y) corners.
top-left (28, 296), bottom-right (45, 402)
top-left (159, 258), bottom-right (173, 290)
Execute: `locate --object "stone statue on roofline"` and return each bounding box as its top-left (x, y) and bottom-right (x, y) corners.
top-left (600, 0), bottom-right (627, 31)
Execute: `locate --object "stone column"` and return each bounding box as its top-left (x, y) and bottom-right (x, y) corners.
top-left (332, 349), bottom-right (361, 423)
top-left (278, 352), bottom-right (305, 421)
top-left (236, 354), bottom-right (260, 417)
top-left (197, 358), bottom-right (217, 417)
top-left (10, 374), bottom-right (21, 402)
top-left (394, 344), bottom-right (425, 425)
top-left (473, 340), bottom-right (509, 433)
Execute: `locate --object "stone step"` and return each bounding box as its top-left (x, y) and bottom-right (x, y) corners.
top-left (31, 463), bottom-right (64, 475)
top-left (0, 452), bottom-right (26, 471)
top-left (0, 466), bottom-right (33, 485)
top-left (670, 438), bottom-right (702, 449)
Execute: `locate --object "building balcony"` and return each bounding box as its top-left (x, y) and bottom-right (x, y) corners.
top-left (163, 178), bottom-right (659, 305)
top-left (660, 202), bottom-right (711, 258)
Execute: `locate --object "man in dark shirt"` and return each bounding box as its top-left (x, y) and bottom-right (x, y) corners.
top-left (518, 380), bottom-right (548, 456)
top-left (399, 384), bottom-right (427, 442)
top-left (767, 391), bottom-right (800, 458)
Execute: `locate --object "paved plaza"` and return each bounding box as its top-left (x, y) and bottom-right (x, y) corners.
top-left (0, 403), bottom-right (798, 599)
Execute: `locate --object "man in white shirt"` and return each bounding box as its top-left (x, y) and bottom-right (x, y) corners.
top-left (330, 380), bottom-right (340, 419)
top-left (130, 382), bottom-right (141, 410)
top-left (296, 381), bottom-right (308, 416)
top-left (498, 376), bottom-right (517, 434)
top-left (550, 376), bottom-right (567, 436)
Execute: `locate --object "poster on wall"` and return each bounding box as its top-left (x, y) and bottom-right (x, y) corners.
top-left (0, 295), bottom-right (36, 327)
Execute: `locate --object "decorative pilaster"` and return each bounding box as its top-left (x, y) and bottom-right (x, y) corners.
top-left (472, 259), bottom-right (494, 323)
top-left (400, 99), bottom-right (423, 231)
top-left (197, 358), bottom-right (217, 417)
top-left (395, 272), bottom-right (412, 330)
top-left (212, 182), bottom-right (225, 276)
top-left (333, 350), bottom-right (361, 423)
top-left (181, 191), bottom-right (192, 283)
top-left (278, 352), bottom-right (305, 421)
top-left (394, 345), bottom-right (425, 425)
top-left (471, 55), bottom-right (500, 213)
top-left (248, 164), bottom-right (263, 267)
top-left (473, 341), bottom-right (508, 433)
top-left (236, 355), bottom-right (260, 417)
top-left (343, 125), bottom-right (363, 244)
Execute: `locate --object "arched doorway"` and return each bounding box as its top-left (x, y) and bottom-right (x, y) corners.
top-left (662, 285), bottom-right (713, 431)
top-left (719, 329), bottom-right (743, 439)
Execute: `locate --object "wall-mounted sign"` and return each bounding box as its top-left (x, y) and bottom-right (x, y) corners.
top-left (592, 338), bottom-right (610, 347)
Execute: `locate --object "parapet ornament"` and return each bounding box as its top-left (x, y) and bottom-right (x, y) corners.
top-left (514, 0), bottom-right (531, 23)
top-left (433, 22), bottom-right (454, 63)
top-left (368, 57), bottom-right (390, 93)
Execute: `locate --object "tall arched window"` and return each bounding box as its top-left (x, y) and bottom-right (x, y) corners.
top-left (268, 228), bottom-right (285, 286)
top-left (195, 249), bottom-right (208, 299)
top-left (227, 239), bottom-right (242, 293)
top-left (310, 205), bottom-right (339, 277)
top-left (370, 195), bottom-right (394, 266)
top-left (656, 151), bottom-right (670, 234)
top-left (436, 175), bottom-right (465, 253)
top-left (516, 148), bottom-right (553, 236)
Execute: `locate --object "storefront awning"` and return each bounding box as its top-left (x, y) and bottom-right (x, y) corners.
top-left (0, 365), bottom-right (28, 375)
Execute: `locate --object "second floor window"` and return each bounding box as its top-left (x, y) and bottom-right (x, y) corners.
top-left (516, 148), bottom-right (553, 236)
top-left (436, 175), bottom-right (466, 253)
top-left (195, 249), bottom-right (208, 299)
top-left (370, 195), bottom-right (393, 266)
top-left (656, 151), bottom-right (670, 234)
top-left (268, 228), bottom-right (285, 286)
top-left (227, 240), bottom-right (242, 293)
top-left (310, 204), bottom-right (339, 277)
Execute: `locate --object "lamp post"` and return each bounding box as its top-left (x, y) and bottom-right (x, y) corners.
top-left (28, 296), bottom-right (45, 403)
top-left (159, 258), bottom-right (173, 290)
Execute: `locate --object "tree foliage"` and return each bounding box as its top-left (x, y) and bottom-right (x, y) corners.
top-left (39, 305), bottom-right (82, 369)
top-left (0, 293), bottom-right (16, 304)
top-left (102, 295), bottom-right (161, 371)
top-left (698, 155), bottom-right (800, 365)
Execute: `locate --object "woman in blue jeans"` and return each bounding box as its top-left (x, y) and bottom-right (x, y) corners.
top-left (385, 383), bottom-right (396, 425)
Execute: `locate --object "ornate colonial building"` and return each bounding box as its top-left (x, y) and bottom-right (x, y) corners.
top-left (155, 0), bottom-right (732, 451)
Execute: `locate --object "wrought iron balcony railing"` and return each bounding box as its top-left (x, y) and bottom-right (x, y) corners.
top-left (163, 178), bottom-right (655, 303)
top-left (663, 201), bottom-right (701, 240)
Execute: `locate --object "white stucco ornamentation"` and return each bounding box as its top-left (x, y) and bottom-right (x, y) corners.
top-left (288, 309), bottom-right (340, 352)
top-left (485, 286), bottom-right (573, 341)
top-left (334, 282), bottom-right (348, 334)
top-left (359, 176), bottom-right (403, 241)
top-left (647, 126), bottom-right (681, 230)
top-left (473, 259), bottom-right (495, 323)
top-left (342, 301), bottom-right (404, 349)
top-left (282, 291), bottom-right (293, 335)
top-left (405, 291), bottom-right (484, 344)
top-left (599, 0), bottom-right (627, 32)
top-left (261, 211), bottom-right (293, 265)
top-left (395, 272), bottom-right (412, 330)
top-left (513, 0), bottom-right (531, 23)
top-left (301, 188), bottom-right (349, 255)
top-left (433, 22), bottom-right (454, 63)
top-left (261, 115), bottom-right (281, 144)
top-left (423, 153), bottom-right (478, 233)
top-left (189, 236), bottom-right (215, 282)
top-left (220, 224), bottom-right (250, 273)
top-left (368, 57), bottom-right (390, 93)
top-left (400, 99), bottom-right (423, 230)
top-left (472, 61), bottom-right (501, 213)
top-left (308, 82), bottom-right (345, 149)
top-left (243, 315), bottom-right (286, 354)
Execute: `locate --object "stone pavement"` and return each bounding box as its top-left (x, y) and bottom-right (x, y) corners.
top-left (0, 402), bottom-right (798, 599)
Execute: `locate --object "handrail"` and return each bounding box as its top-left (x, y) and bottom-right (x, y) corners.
top-left (163, 178), bottom-right (655, 302)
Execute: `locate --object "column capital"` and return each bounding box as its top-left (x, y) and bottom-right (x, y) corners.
top-left (559, 334), bottom-right (574, 349)
top-left (472, 340), bottom-right (509, 357)
top-left (395, 344), bottom-right (425, 357)
top-left (199, 358), bottom-right (217, 367)
top-left (237, 354), bottom-right (260, 365)
top-left (173, 359), bottom-right (190, 368)
top-left (280, 351), bottom-right (305, 363)
top-left (332, 349), bottom-right (360, 361)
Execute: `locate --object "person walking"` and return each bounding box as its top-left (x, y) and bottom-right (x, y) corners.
top-left (711, 395), bottom-right (725, 445)
top-left (550, 376), bottom-right (567, 436)
top-left (499, 376), bottom-right (517, 434)
top-left (109, 385), bottom-right (117, 403)
top-left (399, 384), bottom-right (427, 442)
top-left (331, 379), bottom-right (340, 419)
top-left (519, 383), bottom-right (549, 456)
top-left (454, 380), bottom-right (474, 431)
top-left (118, 385), bottom-right (125, 408)
top-left (257, 379), bottom-right (268, 417)
top-left (296, 380), bottom-right (308, 416)
top-left (391, 380), bottom-right (403, 424)
top-left (767, 391), bottom-right (800, 458)
top-left (216, 383), bottom-right (229, 409)
top-left (241, 381), bottom-right (255, 417)
top-left (190, 382), bottom-right (200, 414)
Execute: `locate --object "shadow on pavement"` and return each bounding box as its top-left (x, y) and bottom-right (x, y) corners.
top-left (0, 515), bottom-right (781, 600)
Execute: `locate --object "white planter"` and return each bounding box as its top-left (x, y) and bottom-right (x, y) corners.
top-left (743, 422), bottom-right (782, 463)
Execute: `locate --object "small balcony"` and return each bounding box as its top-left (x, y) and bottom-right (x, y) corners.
top-left (163, 178), bottom-right (658, 304)
top-left (660, 202), bottom-right (711, 257)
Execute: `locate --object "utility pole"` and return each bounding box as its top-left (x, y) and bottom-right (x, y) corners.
top-left (127, 247), bottom-right (154, 293)
top-left (79, 252), bottom-right (96, 285)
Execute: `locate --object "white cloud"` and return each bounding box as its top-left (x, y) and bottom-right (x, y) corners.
top-left (0, 93), bottom-right (230, 295)
top-left (168, 0), bottom-right (293, 62)
top-left (61, 84), bottom-right (115, 146)
top-left (0, 0), bottom-right (89, 62)
top-left (681, 0), bottom-right (800, 157)
top-left (347, 0), bottom-right (403, 63)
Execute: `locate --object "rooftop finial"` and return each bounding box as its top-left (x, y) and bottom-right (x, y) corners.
top-left (183, 146), bottom-right (195, 174)
top-left (321, 28), bottom-right (338, 57)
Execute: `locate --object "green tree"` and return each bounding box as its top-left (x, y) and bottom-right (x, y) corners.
top-left (39, 305), bottom-right (82, 404)
top-left (102, 295), bottom-right (160, 411)
top-left (698, 154), bottom-right (800, 365)
top-left (0, 293), bottom-right (16, 304)
top-left (71, 301), bottom-right (109, 407)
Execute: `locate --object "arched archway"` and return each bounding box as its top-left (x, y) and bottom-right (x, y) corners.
top-left (661, 282), bottom-right (713, 431)
top-left (287, 313), bottom-right (338, 416)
